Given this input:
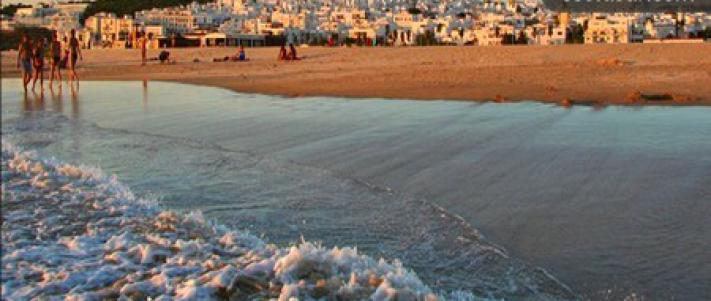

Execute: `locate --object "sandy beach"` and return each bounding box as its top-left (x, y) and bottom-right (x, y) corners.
top-left (2, 43), bottom-right (711, 105)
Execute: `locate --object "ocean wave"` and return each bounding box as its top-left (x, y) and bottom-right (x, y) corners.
top-left (2, 102), bottom-right (579, 300)
top-left (1, 140), bottom-right (494, 301)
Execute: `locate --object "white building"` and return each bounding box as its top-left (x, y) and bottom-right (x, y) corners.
top-left (135, 2), bottom-right (231, 34)
top-left (585, 13), bottom-right (643, 44)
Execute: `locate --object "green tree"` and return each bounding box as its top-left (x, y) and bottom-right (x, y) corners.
top-left (1, 4), bottom-right (30, 16)
top-left (0, 26), bottom-right (54, 51)
top-left (565, 24), bottom-right (584, 44)
top-left (81, 0), bottom-right (211, 24)
top-left (703, 28), bottom-right (711, 40)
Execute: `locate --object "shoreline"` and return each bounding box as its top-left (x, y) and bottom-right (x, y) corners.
top-left (1, 142), bottom-right (439, 300)
top-left (1, 140), bottom-right (577, 301)
top-left (4, 74), bottom-right (710, 300)
top-left (3, 44), bottom-right (711, 106)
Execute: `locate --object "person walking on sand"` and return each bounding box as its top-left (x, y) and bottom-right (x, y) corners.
top-left (140, 31), bottom-right (148, 66)
top-left (49, 32), bottom-right (62, 85)
top-left (31, 38), bottom-right (46, 91)
top-left (16, 34), bottom-right (33, 93)
top-left (68, 29), bottom-right (82, 83)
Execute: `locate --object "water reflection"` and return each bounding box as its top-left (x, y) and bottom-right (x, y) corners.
top-left (22, 91), bottom-right (45, 112)
top-left (20, 81), bottom-right (82, 120)
top-left (142, 79), bottom-right (149, 112)
top-left (69, 82), bottom-right (80, 119)
top-left (49, 83), bottom-right (64, 113)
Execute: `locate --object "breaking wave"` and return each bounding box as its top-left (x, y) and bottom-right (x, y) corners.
top-left (1, 140), bottom-right (503, 300)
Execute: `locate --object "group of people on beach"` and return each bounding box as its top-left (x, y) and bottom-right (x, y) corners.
top-left (16, 29), bottom-right (82, 94)
top-left (17, 35), bottom-right (302, 91)
top-left (212, 43), bottom-right (301, 62)
top-left (212, 43), bottom-right (299, 63)
top-left (278, 43), bottom-right (299, 61)
top-left (213, 45), bottom-right (248, 62)
top-left (214, 43), bottom-right (299, 62)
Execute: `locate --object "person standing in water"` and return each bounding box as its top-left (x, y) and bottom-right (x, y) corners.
top-left (68, 29), bottom-right (82, 83)
top-left (49, 32), bottom-right (62, 85)
top-left (31, 38), bottom-right (46, 91)
top-left (62, 37), bottom-right (71, 69)
top-left (16, 34), bottom-right (33, 93)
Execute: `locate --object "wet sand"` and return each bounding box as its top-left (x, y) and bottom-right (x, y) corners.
top-left (2, 44), bottom-right (711, 105)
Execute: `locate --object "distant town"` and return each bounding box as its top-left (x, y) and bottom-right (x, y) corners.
top-left (1, 0), bottom-right (709, 49)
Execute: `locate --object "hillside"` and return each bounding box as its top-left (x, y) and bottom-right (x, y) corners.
top-left (542, 0), bottom-right (711, 12)
top-left (81, 0), bottom-right (211, 22)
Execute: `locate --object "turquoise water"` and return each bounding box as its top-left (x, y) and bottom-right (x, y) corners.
top-left (2, 79), bottom-right (710, 300)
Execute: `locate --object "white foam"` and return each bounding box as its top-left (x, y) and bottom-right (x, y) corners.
top-left (1, 140), bottom-right (486, 300)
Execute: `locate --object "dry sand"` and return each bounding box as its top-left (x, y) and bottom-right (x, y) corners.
top-left (2, 44), bottom-right (711, 105)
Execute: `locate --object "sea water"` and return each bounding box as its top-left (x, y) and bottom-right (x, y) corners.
top-left (2, 79), bottom-right (710, 300)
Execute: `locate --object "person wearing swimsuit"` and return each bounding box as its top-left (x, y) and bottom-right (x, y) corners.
top-left (31, 38), bottom-right (45, 91)
top-left (50, 32), bottom-right (62, 85)
top-left (61, 40), bottom-right (70, 69)
top-left (68, 29), bottom-right (82, 83)
top-left (16, 34), bottom-right (33, 93)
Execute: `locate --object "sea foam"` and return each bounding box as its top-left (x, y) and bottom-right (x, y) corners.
top-left (1, 140), bottom-right (483, 301)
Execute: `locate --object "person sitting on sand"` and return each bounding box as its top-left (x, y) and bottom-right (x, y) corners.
top-left (148, 51), bottom-right (174, 64)
top-left (288, 43), bottom-right (299, 60)
top-left (213, 56), bottom-right (232, 62)
top-left (212, 47), bottom-right (248, 62)
top-left (158, 50), bottom-right (171, 63)
top-left (238, 45), bottom-right (246, 61)
top-left (278, 45), bottom-right (289, 61)
top-left (229, 46), bottom-right (248, 61)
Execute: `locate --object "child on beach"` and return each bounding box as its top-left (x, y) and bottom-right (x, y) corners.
top-left (16, 34), bottom-right (33, 93)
